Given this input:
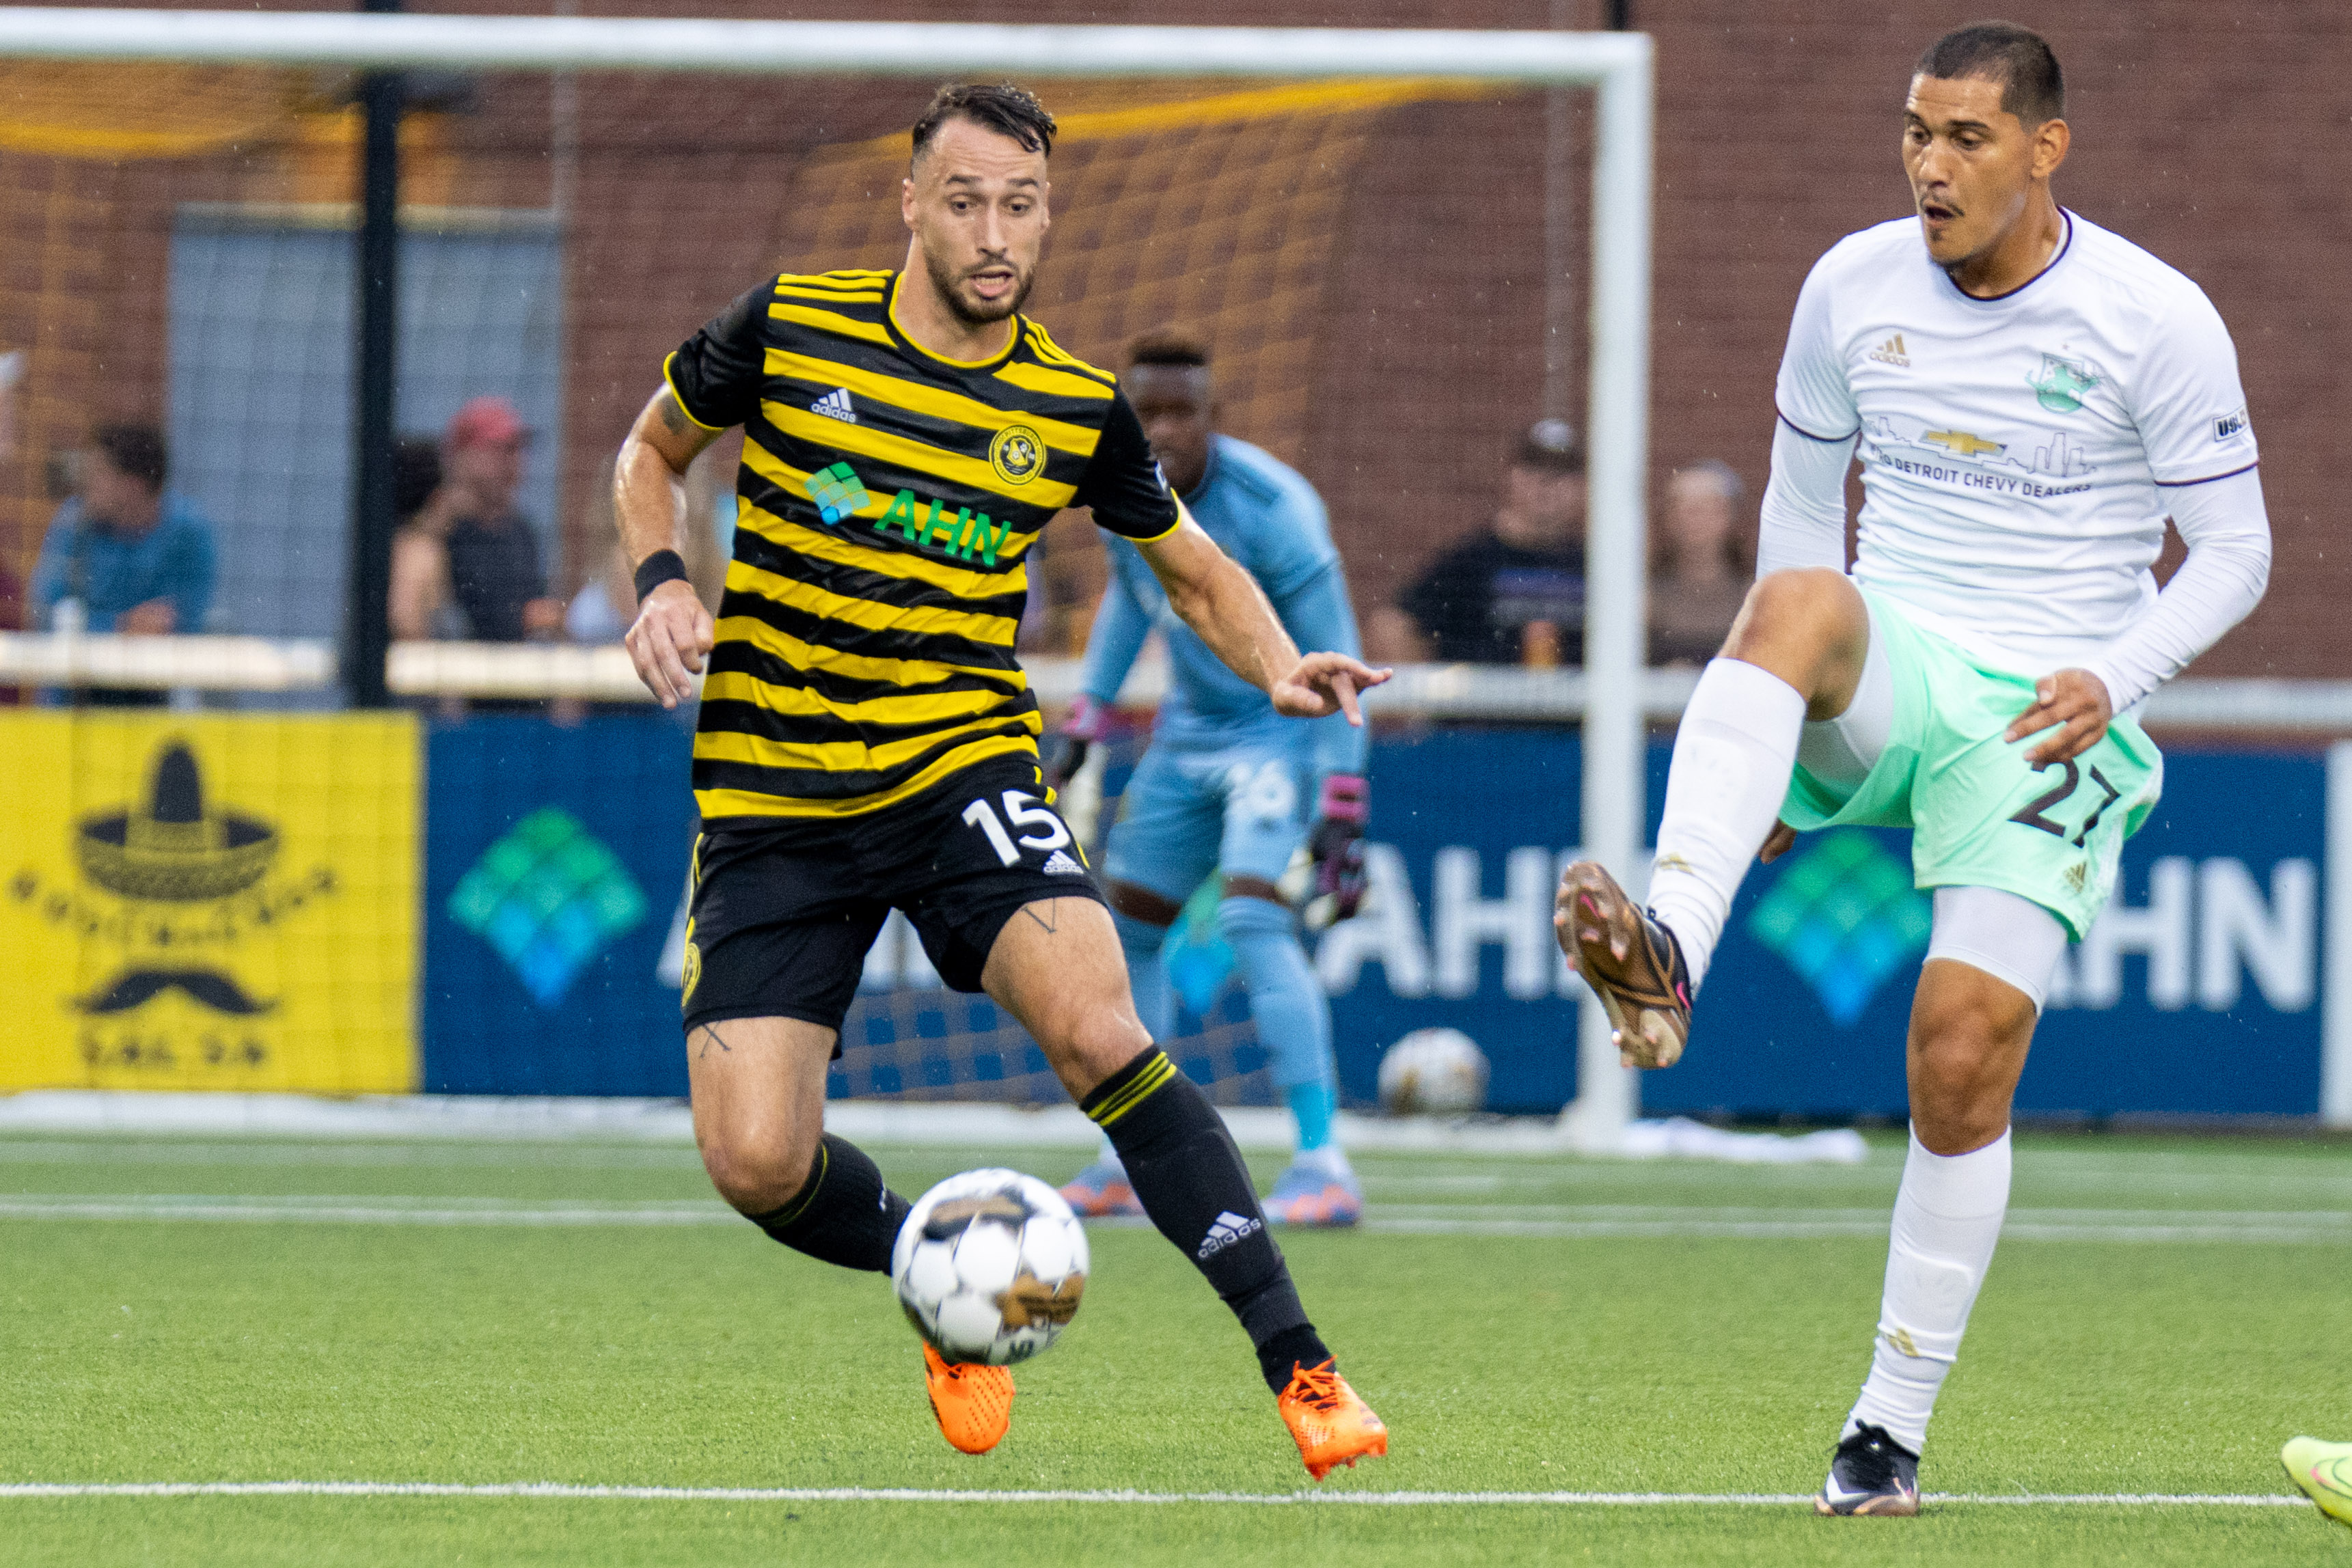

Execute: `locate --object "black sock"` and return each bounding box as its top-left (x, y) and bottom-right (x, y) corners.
top-left (1083, 1048), bottom-right (1333, 1393)
top-left (745, 1133), bottom-right (912, 1273)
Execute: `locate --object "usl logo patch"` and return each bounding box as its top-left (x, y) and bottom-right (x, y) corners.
top-left (2213, 407), bottom-right (2249, 442)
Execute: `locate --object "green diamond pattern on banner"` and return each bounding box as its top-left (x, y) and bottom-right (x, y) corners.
top-left (447, 808), bottom-right (648, 1007)
top-left (1745, 830), bottom-right (1932, 1026)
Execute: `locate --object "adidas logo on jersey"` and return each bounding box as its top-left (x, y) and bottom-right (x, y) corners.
top-left (1041, 850), bottom-right (1084, 876)
top-left (810, 387), bottom-right (857, 424)
top-left (1198, 1211), bottom-right (1263, 1259)
top-left (1869, 333), bottom-right (1911, 368)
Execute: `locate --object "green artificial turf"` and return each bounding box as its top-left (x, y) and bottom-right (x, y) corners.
top-left (1, 1130), bottom-right (2347, 1565)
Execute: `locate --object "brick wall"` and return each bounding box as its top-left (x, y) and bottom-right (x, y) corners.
top-left (10, 0), bottom-right (2342, 676)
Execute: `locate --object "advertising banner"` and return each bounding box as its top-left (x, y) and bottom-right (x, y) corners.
top-left (420, 713), bottom-right (696, 1097)
top-left (0, 712), bottom-right (419, 1092)
top-left (1319, 732), bottom-right (2332, 1118)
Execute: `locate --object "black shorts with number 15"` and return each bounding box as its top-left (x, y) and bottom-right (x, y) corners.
top-left (679, 755), bottom-right (1104, 1042)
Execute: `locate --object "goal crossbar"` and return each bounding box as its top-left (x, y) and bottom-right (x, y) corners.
top-left (0, 8), bottom-right (1652, 1146)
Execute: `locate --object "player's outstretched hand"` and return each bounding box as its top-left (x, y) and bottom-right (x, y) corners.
top-left (626, 579), bottom-right (714, 710)
top-left (2006, 667), bottom-right (2112, 766)
top-left (1272, 652), bottom-right (1391, 726)
top-left (1758, 821), bottom-right (1798, 864)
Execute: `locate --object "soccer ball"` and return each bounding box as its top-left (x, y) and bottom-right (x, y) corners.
top-left (1378, 1027), bottom-right (1490, 1116)
top-left (891, 1168), bottom-right (1089, 1366)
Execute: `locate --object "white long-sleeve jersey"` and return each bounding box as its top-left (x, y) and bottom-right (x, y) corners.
top-left (1759, 210), bottom-right (2270, 711)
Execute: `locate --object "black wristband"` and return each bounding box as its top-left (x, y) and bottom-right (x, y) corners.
top-left (633, 549), bottom-right (689, 604)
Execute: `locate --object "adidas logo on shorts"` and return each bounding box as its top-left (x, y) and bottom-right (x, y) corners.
top-left (1197, 1210), bottom-right (1262, 1259)
top-left (1041, 850), bottom-right (1084, 876)
top-left (810, 387), bottom-right (857, 424)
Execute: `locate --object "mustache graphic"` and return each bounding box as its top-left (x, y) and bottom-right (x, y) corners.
top-left (74, 968), bottom-right (277, 1017)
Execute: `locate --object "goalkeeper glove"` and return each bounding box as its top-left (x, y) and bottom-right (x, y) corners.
top-left (1307, 773), bottom-right (1369, 922)
top-left (1043, 693), bottom-right (1106, 790)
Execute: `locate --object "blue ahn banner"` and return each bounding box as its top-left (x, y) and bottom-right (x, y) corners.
top-left (422, 714), bottom-right (696, 1096)
top-left (1317, 732), bottom-right (2329, 1118)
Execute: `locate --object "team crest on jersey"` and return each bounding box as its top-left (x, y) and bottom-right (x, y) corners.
top-left (2027, 352), bottom-right (2099, 413)
top-left (989, 424), bottom-right (1046, 485)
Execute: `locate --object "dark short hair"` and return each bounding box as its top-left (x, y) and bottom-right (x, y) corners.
top-left (92, 423), bottom-right (167, 492)
top-left (1125, 331), bottom-right (1211, 372)
top-left (393, 435), bottom-right (443, 523)
top-left (1916, 20), bottom-right (2064, 128)
top-left (911, 83), bottom-right (1056, 163)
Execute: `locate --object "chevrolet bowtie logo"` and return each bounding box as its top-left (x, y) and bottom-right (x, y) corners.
top-left (1923, 428), bottom-right (2004, 458)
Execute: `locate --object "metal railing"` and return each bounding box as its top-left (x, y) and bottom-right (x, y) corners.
top-left (1, 631), bottom-right (2347, 730)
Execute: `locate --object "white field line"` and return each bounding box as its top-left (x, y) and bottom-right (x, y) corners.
top-left (0, 1481), bottom-right (2314, 1508)
top-left (0, 1194), bottom-right (2344, 1242)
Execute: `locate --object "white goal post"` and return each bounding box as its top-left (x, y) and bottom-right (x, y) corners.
top-left (0, 8), bottom-right (1654, 1147)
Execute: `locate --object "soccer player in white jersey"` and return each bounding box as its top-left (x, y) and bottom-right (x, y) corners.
top-left (1558, 22), bottom-right (2271, 1515)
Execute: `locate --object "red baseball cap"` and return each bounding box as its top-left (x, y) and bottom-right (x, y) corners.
top-left (444, 396), bottom-right (530, 452)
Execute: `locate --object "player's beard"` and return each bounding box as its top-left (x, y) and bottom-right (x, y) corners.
top-left (926, 248), bottom-right (1035, 328)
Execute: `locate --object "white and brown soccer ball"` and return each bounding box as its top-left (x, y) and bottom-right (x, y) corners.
top-left (891, 1168), bottom-right (1089, 1366)
top-left (1377, 1026), bottom-right (1491, 1116)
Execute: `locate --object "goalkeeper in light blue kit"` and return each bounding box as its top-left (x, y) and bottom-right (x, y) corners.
top-left (1052, 331), bottom-right (1369, 1227)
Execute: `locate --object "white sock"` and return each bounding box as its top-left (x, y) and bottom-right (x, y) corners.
top-left (1846, 1128), bottom-right (2013, 1455)
top-left (1647, 658), bottom-right (1807, 989)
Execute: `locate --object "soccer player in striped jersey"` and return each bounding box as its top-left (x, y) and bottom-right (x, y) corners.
top-left (615, 83), bottom-right (1389, 1480)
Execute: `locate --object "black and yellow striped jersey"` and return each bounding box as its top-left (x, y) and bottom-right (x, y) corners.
top-left (664, 269), bottom-right (1183, 826)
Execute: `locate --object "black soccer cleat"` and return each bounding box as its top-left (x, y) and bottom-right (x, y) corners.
top-left (1815, 1422), bottom-right (1921, 1517)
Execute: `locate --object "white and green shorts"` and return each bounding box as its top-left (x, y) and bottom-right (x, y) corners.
top-left (1779, 591), bottom-right (2163, 941)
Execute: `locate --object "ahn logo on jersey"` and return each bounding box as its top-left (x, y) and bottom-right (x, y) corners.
top-left (2214, 406), bottom-right (2250, 443)
top-left (2027, 352), bottom-right (2100, 413)
top-left (808, 462), bottom-right (871, 525)
top-left (1868, 333), bottom-right (1911, 368)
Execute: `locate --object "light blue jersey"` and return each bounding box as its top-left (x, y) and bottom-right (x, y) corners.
top-left (1081, 434), bottom-right (1361, 1177)
top-left (1080, 435), bottom-right (1365, 782)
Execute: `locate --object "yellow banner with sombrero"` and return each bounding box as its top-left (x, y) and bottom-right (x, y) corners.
top-left (0, 713), bottom-right (418, 1092)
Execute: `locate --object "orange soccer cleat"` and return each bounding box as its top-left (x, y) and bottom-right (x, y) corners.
top-left (1277, 1360), bottom-right (1389, 1481)
top-left (922, 1341), bottom-right (1013, 1455)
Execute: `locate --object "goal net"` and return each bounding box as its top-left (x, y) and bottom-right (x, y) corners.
top-left (0, 16), bottom-right (1650, 1136)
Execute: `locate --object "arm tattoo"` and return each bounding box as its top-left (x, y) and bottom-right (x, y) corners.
top-left (693, 1023), bottom-right (734, 1059)
top-left (1021, 903), bottom-right (1061, 935)
top-left (657, 395), bottom-right (690, 435)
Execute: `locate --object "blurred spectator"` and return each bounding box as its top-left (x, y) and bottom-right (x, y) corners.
top-left (1369, 418), bottom-right (1587, 665)
top-left (439, 396), bottom-right (561, 642)
top-left (1649, 460), bottom-right (1754, 668)
top-left (31, 423), bottom-right (217, 639)
top-left (30, 424), bottom-right (217, 709)
top-left (388, 435), bottom-right (465, 640)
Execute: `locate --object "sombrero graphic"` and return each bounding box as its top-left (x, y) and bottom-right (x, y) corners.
top-left (75, 739), bottom-right (277, 903)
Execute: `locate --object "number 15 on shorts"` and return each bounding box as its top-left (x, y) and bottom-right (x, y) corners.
top-left (963, 791), bottom-right (1072, 867)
